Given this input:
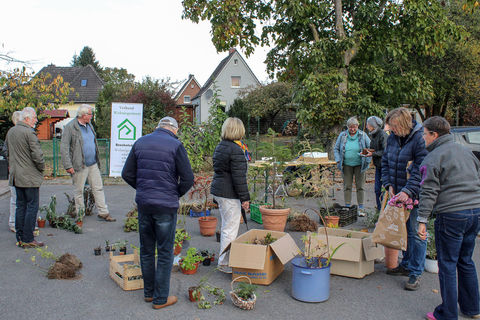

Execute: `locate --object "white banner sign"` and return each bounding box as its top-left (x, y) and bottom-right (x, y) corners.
top-left (109, 102), bottom-right (143, 177)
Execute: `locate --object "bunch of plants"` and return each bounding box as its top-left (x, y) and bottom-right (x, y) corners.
top-left (41, 195), bottom-right (82, 233)
top-left (20, 247), bottom-right (82, 279)
top-left (123, 206), bottom-right (138, 232)
top-left (189, 175), bottom-right (213, 213)
top-left (230, 276), bottom-right (258, 310)
top-left (174, 228), bottom-right (191, 255)
top-left (299, 228), bottom-right (345, 269)
top-left (189, 272), bottom-right (226, 309)
top-left (179, 247), bottom-right (204, 274)
top-left (288, 212), bottom-right (318, 232)
top-left (178, 86), bottom-right (227, 173)
top-left (250, 232), bottom-right (277, 245)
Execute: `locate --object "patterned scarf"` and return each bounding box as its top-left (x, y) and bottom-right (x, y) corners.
top-left (234, 140), bottom-right (251, 162)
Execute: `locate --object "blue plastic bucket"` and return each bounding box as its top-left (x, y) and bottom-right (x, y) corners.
top-left (291, 256), bottom-right (330, 302)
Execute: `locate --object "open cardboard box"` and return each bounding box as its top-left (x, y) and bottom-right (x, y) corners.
top-left (310, 228), bottom-right (384, 278)
top-left (221, 229), bottom-right (299, 285)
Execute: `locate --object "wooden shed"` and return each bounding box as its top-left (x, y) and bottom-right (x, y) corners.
top-left (37, 109), bottom-right (69, 140)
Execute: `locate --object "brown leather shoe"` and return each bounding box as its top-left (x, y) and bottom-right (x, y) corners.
top-left (144, 297), bottom-right (153, 303)
top-left (98, 214), bottom-right (116, 222)
top-left (152, 296), bottom-right (178, 309)
top-left (22, 240), bottom-right (45, 248)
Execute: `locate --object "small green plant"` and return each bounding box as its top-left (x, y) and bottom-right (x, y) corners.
top-left (190, 270), bottom-right (226, 309)
top-left (264, 233), bottom-right (277, 245)
top-left (40, 195), bottom-right (57, 222)
top-left (76, 208), bottom-right (84, 223)
top-left (175, 228), bottom-right (191, 248)
top-left (180, 247), bottom-right (204, 271)
top-left (234, 282), bottom-right (257, 300)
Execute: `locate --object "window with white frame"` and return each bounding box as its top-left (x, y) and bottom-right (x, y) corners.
top-left (184, 95), bottom-right (191, 103)
top-left (231, 76), bottom-right (241, 88)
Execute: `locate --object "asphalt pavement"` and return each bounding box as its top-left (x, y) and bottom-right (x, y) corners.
top-left (0, 180), bottom-right (479, 320)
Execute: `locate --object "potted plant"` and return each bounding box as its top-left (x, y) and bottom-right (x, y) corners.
top-left (105, 240), bottom-right (111, 252)
top-left (425, 218), bottom-right (438, 273)
top-left (291, 211), bottom-right (345, 302)
top-left (37, 216), bottom-right (46, 228)
top-left (230, 276), bottom-right (257, 310)
top-left (94, 246), bottom-right (102, 256)
top-left (200, 250), bottom-right (215, 266)
top-left (179, 247), bottom-right (204, 275)
top-left (189, 175), bottom-right (218, 235)
top-left (256, 128), bottom-right (292, 231)
top-left (118, 240), bottom-right (128, 255)
top-left (188, 273), bottom-right (226, 309)
top-left (75, 208), bottom-right (84, 228)
top-left (40, 195), bottom-right (57, 227)
top-left (174, 228), bottom-right (191, 256)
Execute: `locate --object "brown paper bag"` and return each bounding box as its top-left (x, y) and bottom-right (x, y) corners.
top-left (372, 204), bottom-right (408, 251)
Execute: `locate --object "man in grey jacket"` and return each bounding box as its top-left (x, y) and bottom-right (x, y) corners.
top-left (61, 104), bottom-right (115, 222)
top-left (417, 116), bottom-right (480, 320)
top-left (5, 107), bottom-right (45, 247)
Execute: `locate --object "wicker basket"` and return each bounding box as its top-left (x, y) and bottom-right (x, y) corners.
top-left (229, 276), bottom-right (257, 310)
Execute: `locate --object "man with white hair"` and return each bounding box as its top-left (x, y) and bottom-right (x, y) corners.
top-left (5, 107), bottom-right (45, 247)
top-left (122, 116), bottom-right (194, 310)
top-left (61, 104), bottom-right (115, 222)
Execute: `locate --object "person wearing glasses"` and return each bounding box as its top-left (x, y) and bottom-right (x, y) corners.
top-left (417, 116), bottom-right (480, 320)
top-left (382, 107), bottom-right (427, 291)
top-left (61, 104), bottom-right (115, 222)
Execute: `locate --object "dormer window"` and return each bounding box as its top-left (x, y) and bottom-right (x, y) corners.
top-left (81, 79), bottom-right (87, 87)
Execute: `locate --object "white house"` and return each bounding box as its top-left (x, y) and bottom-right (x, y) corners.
top-left (192, 48), bottom-right (260, 123)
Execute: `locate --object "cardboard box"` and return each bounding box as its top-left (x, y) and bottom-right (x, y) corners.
top-left (310, 228), bottom-right (384, 279)
top-left (222, 229), bottom-right (299, 285)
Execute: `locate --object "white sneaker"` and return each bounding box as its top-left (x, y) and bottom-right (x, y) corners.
top-left (218, 265), bottom-right (232, 274)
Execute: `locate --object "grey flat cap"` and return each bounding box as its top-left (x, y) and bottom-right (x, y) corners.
top-left (158, 116), bottom-right (178, 129)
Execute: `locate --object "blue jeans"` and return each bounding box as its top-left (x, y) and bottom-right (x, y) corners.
top-left (399, 207), bottom-right (427, 277)
top-left (374, 166), bottom-right (382, 210)
top-left (138, 204), bottom-right (177, 305)
top-left (433, 209), bottom-right (480, 320)
top-left (15, 187), bottom-right (39, 243)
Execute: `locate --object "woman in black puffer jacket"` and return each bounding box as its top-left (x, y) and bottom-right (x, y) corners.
top-left (211, 117), bottom-right (250, 273)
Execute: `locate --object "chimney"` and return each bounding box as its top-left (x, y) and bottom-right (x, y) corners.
top-left (188, 74), bottom-right (193, 78)
top-left (229, 48), bottom-right (236, 54)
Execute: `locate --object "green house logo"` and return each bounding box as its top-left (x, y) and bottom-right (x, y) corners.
top-left (117, 119), bottom-right (136, 140)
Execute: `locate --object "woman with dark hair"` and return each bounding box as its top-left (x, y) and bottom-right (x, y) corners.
top-left (382, 107), bottom-right (428, 291)
top-left (210, 117), bottom-right (250, 274)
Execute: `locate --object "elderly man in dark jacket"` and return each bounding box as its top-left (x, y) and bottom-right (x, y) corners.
top-left (122, 116), bottom-right (194, 310)
top-left (382, 107), bottom-right (428, 291)
top-left (5, 107), bottom-right (45, 248)
top-left (417, 117), bottom-right (480, 320)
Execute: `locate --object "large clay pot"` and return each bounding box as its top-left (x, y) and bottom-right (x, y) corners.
top-left (198, 216), bottom-right (218, 236)
top-left (259, 206), bottom-right (291, 231)
top-left (384, 246), bottom-right (399, 269)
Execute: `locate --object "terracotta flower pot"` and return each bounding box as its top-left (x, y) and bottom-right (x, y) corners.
top-left (188, 286), bottom-right (201, 302)
top-left (180, 261), bottom-right (200, 275)
top-left (37, 219), bottom-right (46, 228)
top-left (173, 243), bottom-right (182, 256)
top-left (324, 216), bottom-right (340, 228)
top-left (198, 216), bottom-right (218, 236)
top-left (259, 205), bottom-right (291, 231)
top-left (384, 246), bottom-right (399, 269)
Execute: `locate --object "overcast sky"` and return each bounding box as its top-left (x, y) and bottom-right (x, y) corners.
top-left (1, 0), bottom-right (271, 90)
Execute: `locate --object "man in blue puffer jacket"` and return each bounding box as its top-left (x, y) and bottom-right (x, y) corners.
top-left (381, 107), bottom-right (428, 291)
top-left (122, 117), bottom-right (194, 310)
